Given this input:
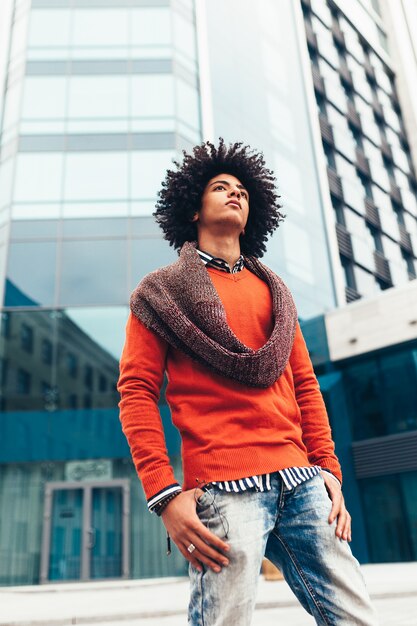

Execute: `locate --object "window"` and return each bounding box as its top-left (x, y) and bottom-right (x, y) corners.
top-left (84, 365), bottom-right (93, 390)
top-left (41, 338), bottom-right (53, 365)
top-left (66, 353), bottom-right (78, 378)
top-left (20, 324), bottom-right (34, 353)
top-left (17, 368), bottom-right (31, 395)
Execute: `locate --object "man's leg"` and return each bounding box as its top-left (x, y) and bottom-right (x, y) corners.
top-left (265, 473), bottom-right (378, 625)
top-left (188, 484), bottom-right (278, 626)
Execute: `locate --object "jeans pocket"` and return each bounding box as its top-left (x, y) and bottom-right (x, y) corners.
top-left (196, 488), bottom-right (214, 509)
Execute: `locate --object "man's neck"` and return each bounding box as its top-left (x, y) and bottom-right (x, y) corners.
top-left (197, 235), bottom-right (242, 271)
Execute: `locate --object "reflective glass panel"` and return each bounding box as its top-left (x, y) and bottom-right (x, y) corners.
top-left (68, 76), bottom-right (128, 120)
top-left (72, 9), bottom-right (128, 47)
top-left (22, 77), bottom-right (67, 120)
top-left (14, 153), bottom-right (64, 203)
top-left (63, 153), bottom-right (128, 202)
top-left (4, 241), bottom-right (57, 307)
top-left (28, 9), bottom-right (71, 47)
top-left (131, 75), bottom-right (175, 119)
top-left (59, 240), bottom-right (127, 306)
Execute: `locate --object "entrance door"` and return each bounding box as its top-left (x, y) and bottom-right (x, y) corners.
top-left (40, 480), bottom-right (129, 583)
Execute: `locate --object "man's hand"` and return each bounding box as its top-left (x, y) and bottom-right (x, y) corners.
top-left (320, 471), bottom-right (352, 542)
top-left (161, 489), bottom-right (230, 573)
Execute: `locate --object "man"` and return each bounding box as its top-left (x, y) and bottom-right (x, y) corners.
top-left (117, 139), bottom-right (378, 625)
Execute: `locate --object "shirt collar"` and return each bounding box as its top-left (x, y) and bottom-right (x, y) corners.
top-left (196, 247), bottom-right (245, 274)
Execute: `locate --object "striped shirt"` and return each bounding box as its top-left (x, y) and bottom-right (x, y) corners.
top-left (147, 247), bottom-right (339, 513)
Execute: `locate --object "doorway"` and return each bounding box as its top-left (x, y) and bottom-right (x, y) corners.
top-left (40, 479), bottom-right (129, 583)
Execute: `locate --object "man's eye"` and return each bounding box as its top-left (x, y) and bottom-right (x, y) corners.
top-left (214, 185), bottom-right (225, 190)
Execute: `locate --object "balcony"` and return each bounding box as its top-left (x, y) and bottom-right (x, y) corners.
top-left (345, 285), bottom-right (361, 303)
top-left (372, 96), bottom-right (385, 122)
top-left (319, 114), bottom-right (334, 145)
top-left (389, 180), bottom-right (402, 205)
top-left (398, 224), bottom-right (413, 254)
top-left (364, 59), bottom-right (376, 83)
top-left (336, 223), bottom-right (353, 258)
top-left (312, 65), bottom-right (325, 95)
top-left (327, 167), bottom-right (344, 200)
top-left (380, 137), bottom-right (393, 161)
top-left (305, 21), bottom-right (318, 50)
top-left (364, 198), bottom-right (381, 229)
top-left (373, 250), bottom-right (392, 284)
top-left (355, 148), bottom-right (371, 177)
top-left (347, 101), bottom-right (362, 130)
top-left (339, 61), bottom-right (353, 88)
top-left (332, 22), bottom-right (345, 48)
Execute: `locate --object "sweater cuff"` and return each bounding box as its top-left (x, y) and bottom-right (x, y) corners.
top-left (147, 483), bottom-right (182, 513)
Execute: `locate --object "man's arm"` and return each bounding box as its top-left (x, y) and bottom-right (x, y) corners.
top-left (117, 312), bottom-right (230, 569)
top-left (117, 311), bottom-right (180, 502)
top-left (289, 320), bottom-right (351, 541)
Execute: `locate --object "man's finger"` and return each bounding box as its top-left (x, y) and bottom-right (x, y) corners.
top-left (328, 491), bottom-right (342, 524)
top-left (336, 510), bottom-right (347, 537)
top-left (189, 531), bottom-right (229, 566)
top-left (194, 519), bottom-right (230, 553)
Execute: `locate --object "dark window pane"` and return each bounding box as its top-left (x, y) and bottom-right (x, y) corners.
top-left (17, 368), bottom-right (31, 394)
top-left (41, 339), bottom-right (53, 365)
top-left (84, 365), bottom-right (93, 390)
top-left (66, 353), bottom-right (78, 378)
top-left (20, 323), bottom-right (34, 353)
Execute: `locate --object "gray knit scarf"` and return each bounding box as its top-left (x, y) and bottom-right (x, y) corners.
top-left (130, 240), bottom-right (298, 388)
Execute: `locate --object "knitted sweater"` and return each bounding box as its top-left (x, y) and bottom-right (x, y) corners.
top-left (117, 265), bottom-right (342, 500)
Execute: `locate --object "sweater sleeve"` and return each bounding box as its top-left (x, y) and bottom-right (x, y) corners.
top-left (289, 320), bottom-right (343, 485)
top-left (117, 311), bottom-right (181, 502)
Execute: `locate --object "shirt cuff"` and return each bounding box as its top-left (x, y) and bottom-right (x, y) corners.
top-left (320, 468), bottom-right (341, 487)
top-left (147, 483), bottom-right (182, 513)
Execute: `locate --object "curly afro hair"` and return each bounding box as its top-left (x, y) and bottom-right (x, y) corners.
top-left (153, 137), bottom-right (286, 258)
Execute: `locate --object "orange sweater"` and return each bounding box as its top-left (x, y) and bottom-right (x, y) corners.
top-left (117, 265), bottom-right (342, 500)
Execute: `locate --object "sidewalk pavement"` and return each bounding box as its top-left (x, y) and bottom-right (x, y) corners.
top-left (0, 562), bottom-right (416, 626)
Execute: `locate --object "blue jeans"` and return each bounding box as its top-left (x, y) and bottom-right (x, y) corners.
top-left (188, 472), bottom-right (378, 625)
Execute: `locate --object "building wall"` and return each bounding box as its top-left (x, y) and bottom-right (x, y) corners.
top-left (0, 0), bottom-right (200, 585)
top-left (302, 0), bottom-right (417, 305)
top-left (202, 0), bottom-right (340, 318)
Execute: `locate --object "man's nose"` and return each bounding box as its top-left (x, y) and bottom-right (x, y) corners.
top-left (229, 187), bottom-right (241, 197)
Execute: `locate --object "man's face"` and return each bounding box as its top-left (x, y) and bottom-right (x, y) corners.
top-left (192, 173), bottom-right (249, 235)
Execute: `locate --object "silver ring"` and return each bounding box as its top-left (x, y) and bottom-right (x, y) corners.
top-left (187, 543), bottom-right (196, 554)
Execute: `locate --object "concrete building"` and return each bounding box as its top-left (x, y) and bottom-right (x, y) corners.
top-left (0, 0), bottom-right (416, 585)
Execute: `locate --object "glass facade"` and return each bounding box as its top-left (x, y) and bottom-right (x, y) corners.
top-left (313, 322), bottom-right (417, 565)
top-left (204, 0), bottom-right (338, 318)
top-left (0, 0), bottom-right (198, 585)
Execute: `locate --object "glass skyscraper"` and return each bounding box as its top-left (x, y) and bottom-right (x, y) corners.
top-left (0, 0), bottom-right (416, 585)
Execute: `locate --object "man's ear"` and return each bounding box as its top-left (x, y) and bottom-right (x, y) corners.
top-left (191, 212), bottom-right (199, 222)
